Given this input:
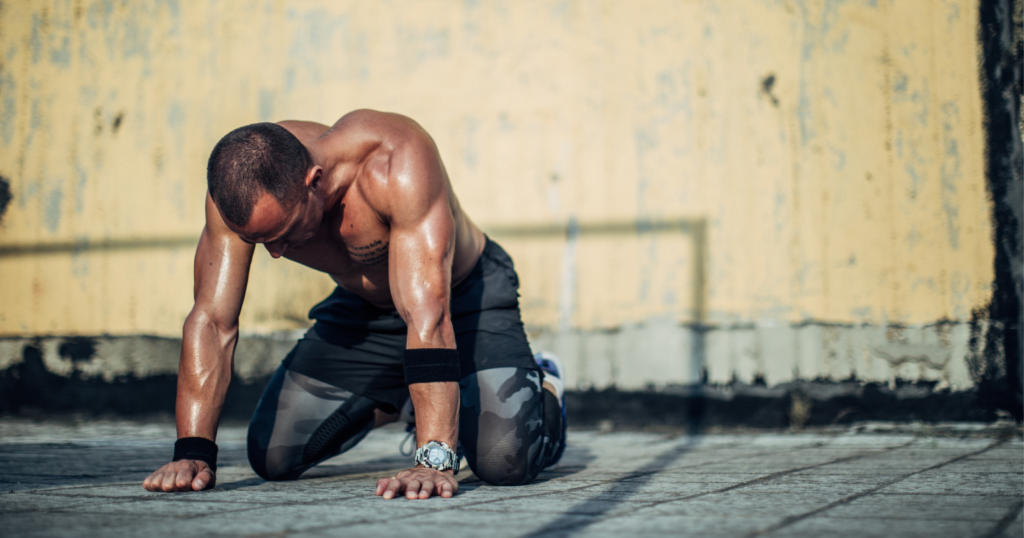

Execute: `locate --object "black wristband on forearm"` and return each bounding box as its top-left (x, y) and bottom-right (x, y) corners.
top-left (404, 348), bottom-right (461, 385)
top-left (173, 437), bottom-right (218, 472)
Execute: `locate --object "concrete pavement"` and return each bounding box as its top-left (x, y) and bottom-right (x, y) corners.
top-left (0, 418), bottom-right (1021, 537)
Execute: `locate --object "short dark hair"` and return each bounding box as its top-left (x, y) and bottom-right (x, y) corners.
top-left (207, 122), bottom-right (312, 226)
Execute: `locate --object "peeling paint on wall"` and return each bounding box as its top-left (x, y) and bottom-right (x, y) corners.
top-left (0, 1), bottom-right (1004, 396)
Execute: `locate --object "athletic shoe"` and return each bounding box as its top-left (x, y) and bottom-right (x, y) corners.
top-left (534, 351), bottom-right (567, 469)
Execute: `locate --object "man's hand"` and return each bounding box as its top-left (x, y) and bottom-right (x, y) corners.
top-left (143, 460), bottom-right (216, 492)
top-left (375, 466), bottom-right (459, 500)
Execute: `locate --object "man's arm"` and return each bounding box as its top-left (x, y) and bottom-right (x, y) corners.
top-left (372, 138), bottom-right (461, 500)
top-left (143, 194), bottom-right (254, 492)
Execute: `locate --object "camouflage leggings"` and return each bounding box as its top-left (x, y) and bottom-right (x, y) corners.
top-left (247, 365), bottom-right (562, 486)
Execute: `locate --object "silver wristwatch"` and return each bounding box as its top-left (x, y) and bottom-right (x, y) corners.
top-left (414, 441), bottom-right (460, 475)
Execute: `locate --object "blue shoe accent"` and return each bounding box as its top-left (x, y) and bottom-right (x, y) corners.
top-left (534, 351), bottom-right (567, 469)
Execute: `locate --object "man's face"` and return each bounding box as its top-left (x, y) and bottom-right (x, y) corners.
top-left (230, 191), bottom-right (321, 258)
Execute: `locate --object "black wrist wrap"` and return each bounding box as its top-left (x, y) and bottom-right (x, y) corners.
top-left (173, 437), bottom-right (218, 471)
top-left (404, 348), bottom-right (461, 385)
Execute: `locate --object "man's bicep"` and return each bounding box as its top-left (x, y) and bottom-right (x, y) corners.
top-left (387, 198), bottom-right (457, 350)
top-left (376, 140), bottom-right (457, 331)
top-left (387, 206), bottom-right (455, 307)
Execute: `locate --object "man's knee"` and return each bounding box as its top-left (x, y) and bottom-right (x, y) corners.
top-left (250, 459), bottom-right (303, 481)
top-left (470, 444), bottom-right (536, 486)
top-left (247, 423), bottom-right (303, 481)
top-left (247, 403), bottom-right (376, 482)
top-left (462, 367), bottom-right (548, 486)
top-left (468, 421), bottom-right (545, 486)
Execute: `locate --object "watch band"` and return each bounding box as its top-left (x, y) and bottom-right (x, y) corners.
top-left (414, 440), bottom-right (460, 475)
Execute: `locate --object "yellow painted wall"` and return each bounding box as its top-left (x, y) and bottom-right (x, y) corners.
top-left (0, 0), bottom-right (993, 338)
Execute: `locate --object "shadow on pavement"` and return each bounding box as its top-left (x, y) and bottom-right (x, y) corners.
top-left (529, 444), bottom-right (597, 481)
top-left (214, 477), bottom-right (265, 491)
top-left (215, 454), bottom-right (411, 491)
top-left (214, 446), bottom-right (598, 493)
top-left (298, 455), bottom-right (410, 479)
top-left (523, 393), bottom-right (706, 536)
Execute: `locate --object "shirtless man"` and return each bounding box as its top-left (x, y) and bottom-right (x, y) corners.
top-left (142, 110), bottom-right (566, 499)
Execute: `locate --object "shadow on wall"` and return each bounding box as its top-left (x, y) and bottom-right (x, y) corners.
top-left (0, 175), bottom-right (11, 224)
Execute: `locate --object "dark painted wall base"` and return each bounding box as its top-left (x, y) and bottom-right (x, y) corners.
top-left (567, 385), bottom-right (995, 431)
top-left (1, 345), bottom-right (997, 428)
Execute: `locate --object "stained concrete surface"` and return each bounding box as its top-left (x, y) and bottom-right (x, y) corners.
top-left (0, 418), bottom-right (1021, 537)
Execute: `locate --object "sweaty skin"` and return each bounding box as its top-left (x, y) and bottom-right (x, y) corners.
top-left (143, 110), bottom-right (486, 499)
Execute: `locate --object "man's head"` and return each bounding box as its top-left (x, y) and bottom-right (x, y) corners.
top-left (207, 122), bottom-right (312, 227)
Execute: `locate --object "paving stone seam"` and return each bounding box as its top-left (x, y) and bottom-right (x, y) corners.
top-left (159, 440), bottom-right (888, 528)
top-left (405, 441), bottom-right (782, 512)
top-left (90, 441), bottom-right (781, 535)
top-left (7, 483), bottom-right (474, 528)
top-left (507, 441), bottom-right (921, 537)
top-left (869, 492), bottom-right (1024, 498)
top-left (6, 439), bottom-right (859, 526)
top-left (0, 498), bottom-right (150, 517)
top-left (631, 440), bottom-right (918, 500)
top-left (776, 514), bottom-right (1020, 523)
top-left (0, 438), bottom-right (816, 496)
top-left (310, 437), bottom-right (754, 486)
top-left (981, 499), bottom-right (1024, 538)
top-left (724, 491), bottom-right (1023, 498)
top-left (0, 462), bottom-right (407, 496)
top-left (13, 489), bottom-right (314, 505)
top-left (748, 438), bottom-right (1010, 537)
top-left (1, 495), bottom-right (436, 527)
top-left (3, 436), bottom-right (1018, 537)
top-left (4, 503), bottom-right (279, 520)
top-left (4, 437), bottom-right (1000, 534)
top-left (6, 441), bottom-right (750, 506)
top-left (573, 440), bottom-right (854, 481)
top-left (0, 490), bottom-right (311, 511)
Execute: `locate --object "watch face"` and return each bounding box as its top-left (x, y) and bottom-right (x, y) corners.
top-left (427, 446), bottom-right (446, 466)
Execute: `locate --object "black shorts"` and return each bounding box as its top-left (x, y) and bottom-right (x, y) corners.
top-left (283, 237), bottom-right (538, 414)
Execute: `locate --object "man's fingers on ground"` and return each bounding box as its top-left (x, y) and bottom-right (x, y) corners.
top-left (405, 479), bottom-right (421, 499)
top-left (440, 481), bottom-right (453, 498)
top-left (383, 478), bottom-right (403, 500)
top-left (376, 478), bottom-right (396, 496)
top-left (142, 472), bottom-right (158, 491)
top-left (192, 468), bottom-right (213, 491)
top-left (419, 480), bottom-right (435, 499)
top-left (175, 465), bottom-right (194, 490)
top-left (159, 467), bottom-right (180, 492)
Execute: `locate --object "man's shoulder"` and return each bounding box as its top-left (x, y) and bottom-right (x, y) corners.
top-left (316, 110), bottom-right (442, 215)
top-left (326, 110), bottom-right (430, 144)
top-left (276, 120), bottom-right (331, 143)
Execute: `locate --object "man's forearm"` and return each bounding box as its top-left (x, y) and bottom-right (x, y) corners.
top-left (175, 316), bottom-right (237, 440)
top-left (409, 381), bottom-right (459, 449)
top-left (402, 303), bottom-right (460, 449)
